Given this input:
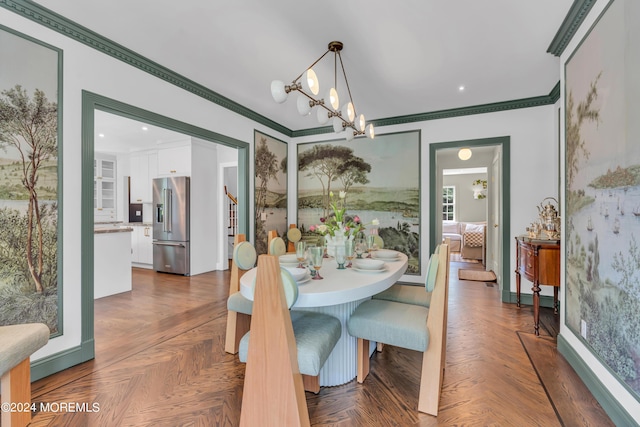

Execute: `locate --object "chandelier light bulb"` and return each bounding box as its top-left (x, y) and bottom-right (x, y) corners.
top-left (302, 69), bottom-right (320, 96)
top-left (342, 102), bottom-right (355, 122)
top-left (357, 114), bottom-right (366, 132)
top-left (366, 123), bottom-right (375, 139)
top-left (328, 87), bottom-right (339, 110)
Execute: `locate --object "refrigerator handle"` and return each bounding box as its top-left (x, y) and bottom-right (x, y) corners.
top-left (163, 188), bottom-right (172, 233)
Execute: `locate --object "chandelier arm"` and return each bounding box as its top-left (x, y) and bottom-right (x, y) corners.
top-left (337, 51), bottom-right (357, 115)
top-left (293, 49), bottom-right (331, 84)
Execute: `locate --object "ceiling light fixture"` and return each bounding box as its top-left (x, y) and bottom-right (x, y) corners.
top-left (458, 148), bottom-right (472, 161)
top-left (270, 40), bottom-right (374, 141)
top-left (142, 126), bottom-right (148, 131)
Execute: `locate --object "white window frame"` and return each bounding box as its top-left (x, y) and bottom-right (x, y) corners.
top-left (442, 186), bottom-right (455, 221)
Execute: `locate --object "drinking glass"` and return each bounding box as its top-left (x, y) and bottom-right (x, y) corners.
top-left (295, 241), bottom-right (307, 268)
top-left (309, 246), bottom-right (324, 280)
top-left (336, 243), bottom-right (346, 269)
top-left (345, 240), bottom-right (355, 268)
top-left (366, 234), bottom-right (375, 258)
top-left (355, 238), bottom-right (366, 259)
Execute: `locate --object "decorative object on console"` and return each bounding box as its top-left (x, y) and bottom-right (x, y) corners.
top-left (270, 41), bottom-right (374, 141)
top-left (525, 197), bottom-right (560, 239)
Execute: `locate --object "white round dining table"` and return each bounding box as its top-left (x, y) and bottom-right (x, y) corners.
top-left (240, 253), bottom-right (409, 386)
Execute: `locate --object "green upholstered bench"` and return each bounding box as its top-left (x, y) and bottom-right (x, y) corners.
top-left (0, 323), bottom-right (50, 427)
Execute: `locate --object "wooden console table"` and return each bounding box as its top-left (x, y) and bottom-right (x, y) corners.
top-left (515, 235), bottom-right (560, 336)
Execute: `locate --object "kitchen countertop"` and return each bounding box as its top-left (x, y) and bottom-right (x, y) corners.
top-left (94, 226), bottom-right (133, 234)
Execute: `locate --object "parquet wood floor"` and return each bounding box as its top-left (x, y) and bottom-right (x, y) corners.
top-left (24, 262), bottom-right (613, 426)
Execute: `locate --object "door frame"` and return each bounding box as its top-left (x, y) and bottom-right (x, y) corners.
top-left (428, 136), bottom-right (510, 301)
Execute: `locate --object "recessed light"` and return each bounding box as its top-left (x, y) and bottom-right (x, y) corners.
top-left (458, 85), bottom-right (465, 92)
top-left (142, 126), bottom-right (148, 131)
top-left (98, 133), bottom-right (105, 138)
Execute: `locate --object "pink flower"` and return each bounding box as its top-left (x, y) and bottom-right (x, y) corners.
top-left (353, 216), bottom-right (361, 223)
top-left (309, 225), bottom-right (316, 232)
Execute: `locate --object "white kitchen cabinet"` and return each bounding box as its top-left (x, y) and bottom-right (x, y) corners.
top-left (94, 155), bottom-right (117, 221)
top-left (130, 152), bottom-right (158, 203)
top-left (131, 225), bottom-right (153, 267)
top-left (157, 145), bottom-right (191, 177)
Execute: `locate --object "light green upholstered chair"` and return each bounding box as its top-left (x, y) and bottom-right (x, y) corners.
top-left (372, 246), bottom-right (441, 308)
top-left (238, 256), bottom-right (341, 394)
top-left (225, 235), bottom-right (256, 354)
top-left (347, 244), bottom-right (450, 416)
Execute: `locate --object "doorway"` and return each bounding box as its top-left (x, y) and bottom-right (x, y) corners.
top-left (428, 136), bottom-right (510, 301)
top-left (79, 91), bottom-right (250, 365)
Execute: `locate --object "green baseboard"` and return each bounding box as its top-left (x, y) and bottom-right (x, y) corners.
top-left (557, 334), bottom-right (638, 427)
top-left (30, 338), bottom-right (94, 382)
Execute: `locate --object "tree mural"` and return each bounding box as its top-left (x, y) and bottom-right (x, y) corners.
top-left (0, 85), bottom-right (57, 294)
top-left (298, 144), bottom-right (366, 218)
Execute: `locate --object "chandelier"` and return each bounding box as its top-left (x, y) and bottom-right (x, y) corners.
top-left (270, 41), bottom-right (374, 141)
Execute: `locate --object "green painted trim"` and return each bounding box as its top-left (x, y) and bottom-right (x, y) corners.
top-left (30, 341), bottom-right (92, 382)
top-left (2, 0), bottom-right (561, 140)
top-left (558, 334), bottom-right (639, 427)
top-left (547, 0), bottom-right (599, 56)
top-left (74, 91), bottom-right (250, 377)
top-left (292, 91), bottom-right (559, 138)
top-left (429, 136), bottom-right (511, 301)
top-left (0, 0), bottom-right (291, 137)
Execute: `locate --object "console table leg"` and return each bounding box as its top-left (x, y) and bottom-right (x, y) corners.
top-left (553, 287), bottom-right (559, 315)
top-left (515, 272), bottom-right (521, 307)
top-left (532, 283), bottom-right (541, 336)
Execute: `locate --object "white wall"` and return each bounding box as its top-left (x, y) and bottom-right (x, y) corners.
top-left (0, 9), bottom-right (289, 363)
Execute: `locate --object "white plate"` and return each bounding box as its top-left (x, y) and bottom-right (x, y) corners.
top-left (372, 254), bottom-right (400, 260)
top-left (352, 267), bottom-right (386, 274)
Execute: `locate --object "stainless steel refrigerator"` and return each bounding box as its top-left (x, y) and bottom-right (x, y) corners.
top-left (152, 176), bottom-right (190, 275)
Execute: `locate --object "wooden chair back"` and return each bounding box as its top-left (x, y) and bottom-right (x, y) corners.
top-left (239, 255), bottom-right (310, 427)
top-left (286, 224), bottom-right (301, 253)
top-left (418, 243), bottom-right (450, 414)
top-left (224, 234), bottom-right (252, 354)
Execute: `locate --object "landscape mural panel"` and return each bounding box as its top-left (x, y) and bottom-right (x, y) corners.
top-left (297, 131), bottom-right (421, 275)
top-left (0, 26), bottom-right (61, 334)
top-left (565, 0), bottom-right (640, 399)
top-left (254, 130), bottom-right (287, 255)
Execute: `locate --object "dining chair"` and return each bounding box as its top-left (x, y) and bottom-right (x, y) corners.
top-left (239, 255), bottom-right (341, 426)
top-left (224, 234), bottom-right (256, 354)
top-left (268, 230), bottom-right (287, 256)
top-left (286, 224), bottom-right (302, 253)
top-left (347, 244), bottom-right (450, 415)
top-left (372, 246), bottom-right (440, 308)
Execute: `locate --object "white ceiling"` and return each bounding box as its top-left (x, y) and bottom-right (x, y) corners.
top-left (34, 0), bottom-right (573, 139)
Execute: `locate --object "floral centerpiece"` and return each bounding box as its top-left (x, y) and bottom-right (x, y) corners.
top-left (309, 191), bottom-right (379, 256)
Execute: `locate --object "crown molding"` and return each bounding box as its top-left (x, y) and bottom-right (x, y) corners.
top-left (547, 0), bottom-right (598, 56)
top-left (2, 0), bottom-right (561, 140)
top-left (292, 83), bottom-right (560, 138)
